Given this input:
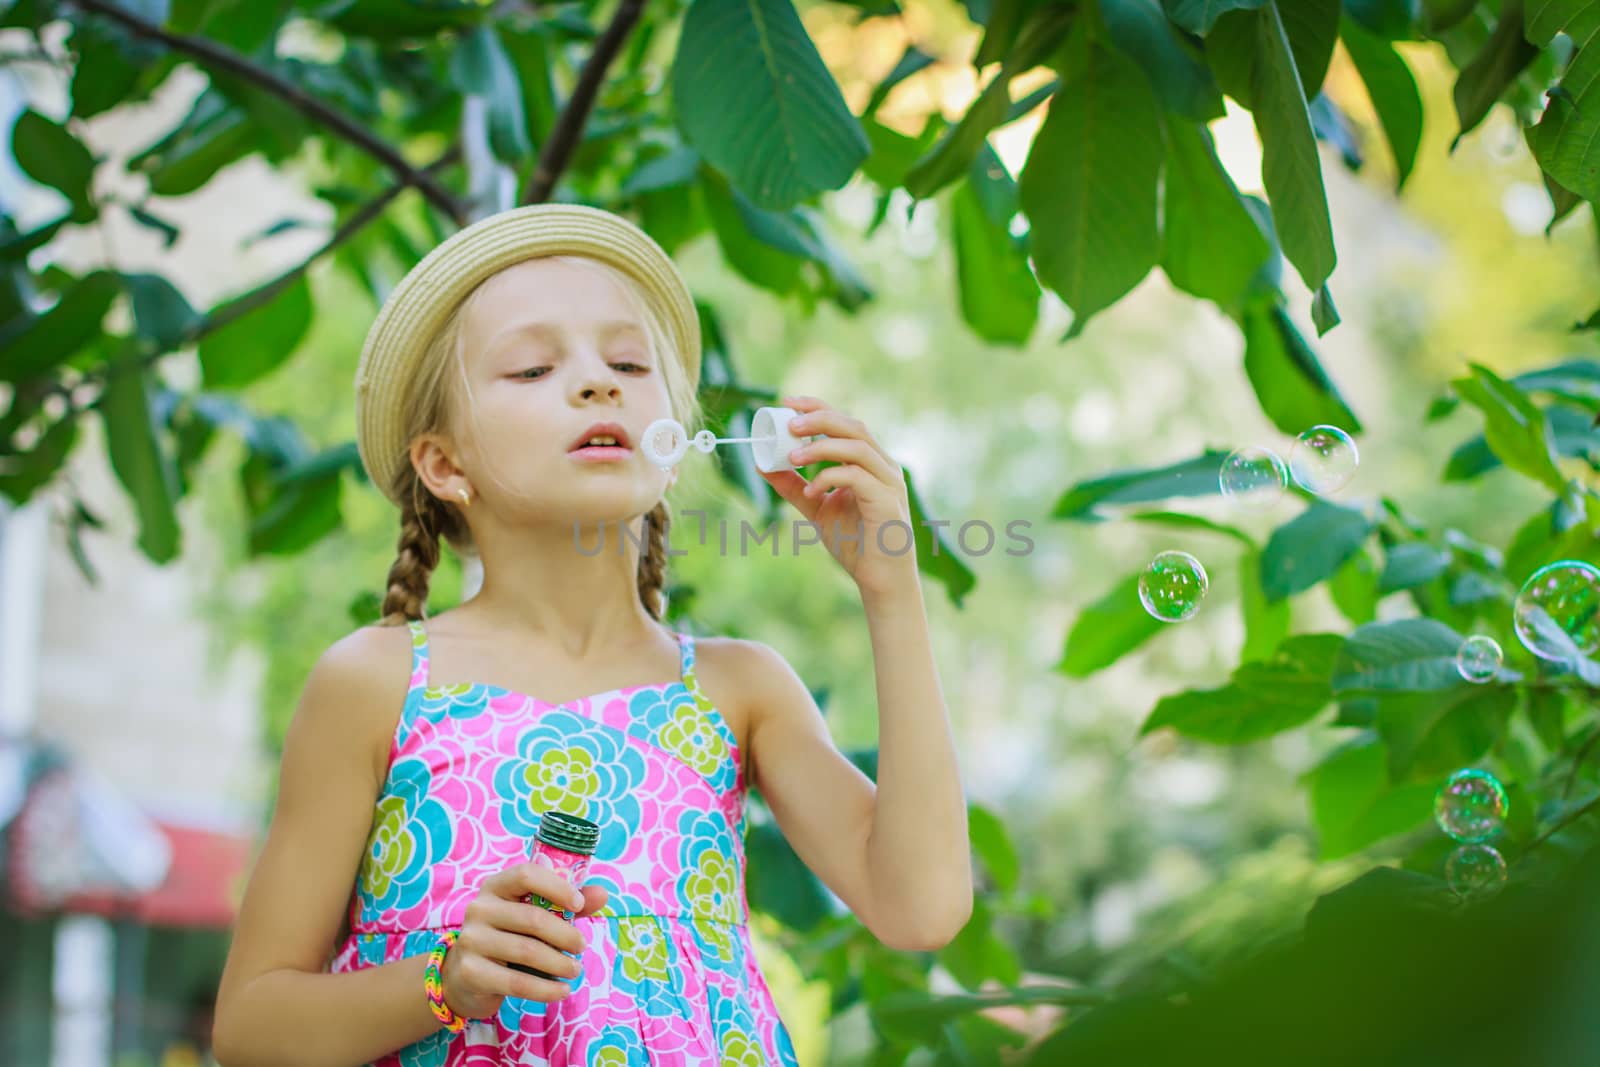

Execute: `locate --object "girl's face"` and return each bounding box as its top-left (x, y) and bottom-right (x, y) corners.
top-left (445, 256), bottom-right (677, 519)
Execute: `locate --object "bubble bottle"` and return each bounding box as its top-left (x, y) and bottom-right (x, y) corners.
top-left (507, 810), bottom-right (601, 980)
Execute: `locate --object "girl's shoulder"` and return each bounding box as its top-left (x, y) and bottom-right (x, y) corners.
top-left (683, 634), bottom-right (794, 758)
top-left (299, 621), bottom-right (418, 788)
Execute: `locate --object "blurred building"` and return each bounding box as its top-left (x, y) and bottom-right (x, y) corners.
top-left (2, 30), bottom-right (271, 1067)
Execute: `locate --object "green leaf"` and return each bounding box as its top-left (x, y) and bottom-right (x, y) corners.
top-left (1278, 0), bottom-right (1341, 97)
top-left (1525, 0), bottom-right (1600, 201)
top-left (1450, 362), bottom-right (1564, 491)
top-left (1311, 283), bottom-right (1340, 335)
top-left (1340, 16), bottom-right (1423, 189)
top-left (1, 270), bottom-right (120, 384)
top-left (1444, 405), bottom-right (1596, 481)
top-left (620, 144), bottom-right (701, 197)
top-left (1239, 295), bottom-right (1361, 437)
top-left (905, 467), bottom-right (977, 608)
top-left (699, 169), bottom-right (804, 294)
top-left (908, 7), bottom-right (1074, 199)
top-left (1260, 501), bottom-right (1375, 602)
top-left (1019, 28), bottom-right (1163, 339)
top-left (0, 413), bottom-right (78, 503)
top-left (246, 463), bottom-right (342, 557)
top-left (1160, 118), bottom-right (1274, 309)
top-left (671, 0), bottom-right (869, 210)
top-left (1102, 0), bottom-right (1226, 121)
top-left (1343, 0), bottom-right (1421, 39)
top-left (967, 803), bottom-right (1020, 891)
top-left (1328, 546), bottom-right (1381, 624)
top-left (951, 148), bottom-right (1039, 346)
top-left (935, 896), bottom-right (1021, 993)
top-left (745, 815), bottom-right (835, 931)
top-left (197, 276), bottom-right (314, 390)
top-left (99, 350), bottom-right (181, 562)
top-left (1051, 451), bottom-right (1230, 520)
top-left (1240, 546), bottom-right (1291, 661)
top-left (1378, 543), bottom-right (1451, 594)
top-left (1163, 0), bottom-right (1266, 35)
top-left (1123, 510), bottom-right (1255, 546)
top-left (498, 23), bottom-right (558, 147)
top-left (129, 89), bottom-right (255, 197)
top-left (1251, 3), bottom-right (1338, 293)
top-left (864, 44), bottom-right (936, 117)
top-left (1142, 633), bottom-right (1342, 743)
top-left (1525, 687), bottom-right (1568, 753)
top-left (123, 272), bottom-right (200, 350)
top-left (449, 24), bottom-right (532, 163)
top-left (1332, 618), bottom-right (1470, 692)
top-left (10, 109), bottom-right (96, 221)
top-left (1058, 571), bottom-right (1166, 677)
top-left (861, 114), bottom-right (943, 190)
top-left (1305, 732), bottom-right (1435, 858)
top-left (1374, 685), bottom-right (1515, 779)
top-left (1450, 0), bottom-right (1538, 150)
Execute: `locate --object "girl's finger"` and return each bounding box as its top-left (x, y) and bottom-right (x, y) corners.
top-left (761, 467), bottom-right (820, 521)
top-left (786, 408), bottom-right (888, 459)
top-left (574, 884), bottom-right (609, 918)
top-left (466, 927), bottom-right (584, 985)
top-left (791, 437), bottom-right (898, 488)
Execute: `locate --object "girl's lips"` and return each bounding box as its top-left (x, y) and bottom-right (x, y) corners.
top-left (569, 446), bottom-right (633, 462)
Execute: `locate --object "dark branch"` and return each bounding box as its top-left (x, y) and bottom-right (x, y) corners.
top-left (84, 146), bottom-right (462, 397)
top-left (521, 0), bottom-right (646, 205)
top-left (64, 0), bottom-right (467, 226)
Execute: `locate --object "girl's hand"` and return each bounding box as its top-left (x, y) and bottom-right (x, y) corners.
top-left (439, 862), bottom-right (610, 1020)
top-left (761, 395), bottom-right (918, 597)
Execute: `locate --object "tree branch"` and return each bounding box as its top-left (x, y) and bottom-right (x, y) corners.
top-left (521, 0), bottom-right (646, 205)
top-left (64, 0), bottom-right (467, 226)
top-left (82, 146), bottom-right (462, 398)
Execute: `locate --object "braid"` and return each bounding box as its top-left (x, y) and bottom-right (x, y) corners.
top-left (637, 499), bottom-right (671, 621)
top-left (379, 478), bottom-right (446, 625)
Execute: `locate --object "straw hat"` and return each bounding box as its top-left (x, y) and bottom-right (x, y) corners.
top-left (353, 203), bottom-right (703, 506)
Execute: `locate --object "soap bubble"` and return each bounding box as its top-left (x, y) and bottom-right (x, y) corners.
top-left (1288, 425), bottom-right (1359, 494)
top-left (1434, 768), bottom-right (1508, 843)
top-left (1446, 844), bottom-right (1507, 902)
top-left (1455, 635), bottom-right (1504, 683)
top-left (1513, 560), bottom-right (1600, 661)
top-left (1219, 447), bottom-right (1288, 508)
top-left (1138, 551), bottom-right (1209, 623)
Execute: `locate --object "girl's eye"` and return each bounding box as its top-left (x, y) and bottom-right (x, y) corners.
top-left (516, 367), bottom-right (550, 380)
top-left (613, 361), bottom-right (649, 373)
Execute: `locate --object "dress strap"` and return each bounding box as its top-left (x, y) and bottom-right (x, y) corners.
top-left (406, 618), bottom-right (431, 692)
top-left (675, 630), bottom-right (701, 698)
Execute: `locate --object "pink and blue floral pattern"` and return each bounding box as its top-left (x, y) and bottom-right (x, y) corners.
top-left (330, 619), bottom-right (799, 1066)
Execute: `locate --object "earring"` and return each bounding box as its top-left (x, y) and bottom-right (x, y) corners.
top-left (457, 487), bottom-right (471, 507)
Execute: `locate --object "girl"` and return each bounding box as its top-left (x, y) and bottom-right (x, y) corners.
top-left (212, 203), bottom-right (972, 1067)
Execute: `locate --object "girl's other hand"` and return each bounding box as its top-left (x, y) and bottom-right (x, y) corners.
top-left (439, 862), bottom-right (610, 1020)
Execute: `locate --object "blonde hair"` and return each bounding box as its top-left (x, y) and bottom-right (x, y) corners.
top-left (376, 255), bottom-right (702, 626)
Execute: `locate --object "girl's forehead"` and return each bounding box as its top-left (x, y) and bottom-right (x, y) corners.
top-left (472, 257), bottom-right (640, 323)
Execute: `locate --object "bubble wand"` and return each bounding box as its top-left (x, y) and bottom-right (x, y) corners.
top-left (642, 406), bottom-right (818, 473)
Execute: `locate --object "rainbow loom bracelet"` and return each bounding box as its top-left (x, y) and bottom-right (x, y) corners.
top-left (424, 929), bottom-right (469, 1033)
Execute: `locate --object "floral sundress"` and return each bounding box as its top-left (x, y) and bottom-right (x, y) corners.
top-left (329, 618), bottom-right (801, 1066)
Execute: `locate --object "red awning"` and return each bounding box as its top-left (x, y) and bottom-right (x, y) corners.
top-left (54, 820), bottom-right (256, 929)
top-left (7, 763), bottom-right (255, 929)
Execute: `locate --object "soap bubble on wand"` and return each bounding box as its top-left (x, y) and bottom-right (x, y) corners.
top-left (642, 406), bottom-right (817, 474)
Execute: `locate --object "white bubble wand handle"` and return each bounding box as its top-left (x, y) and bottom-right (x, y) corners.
top-left (642, 407), bottom-right (814, 473)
